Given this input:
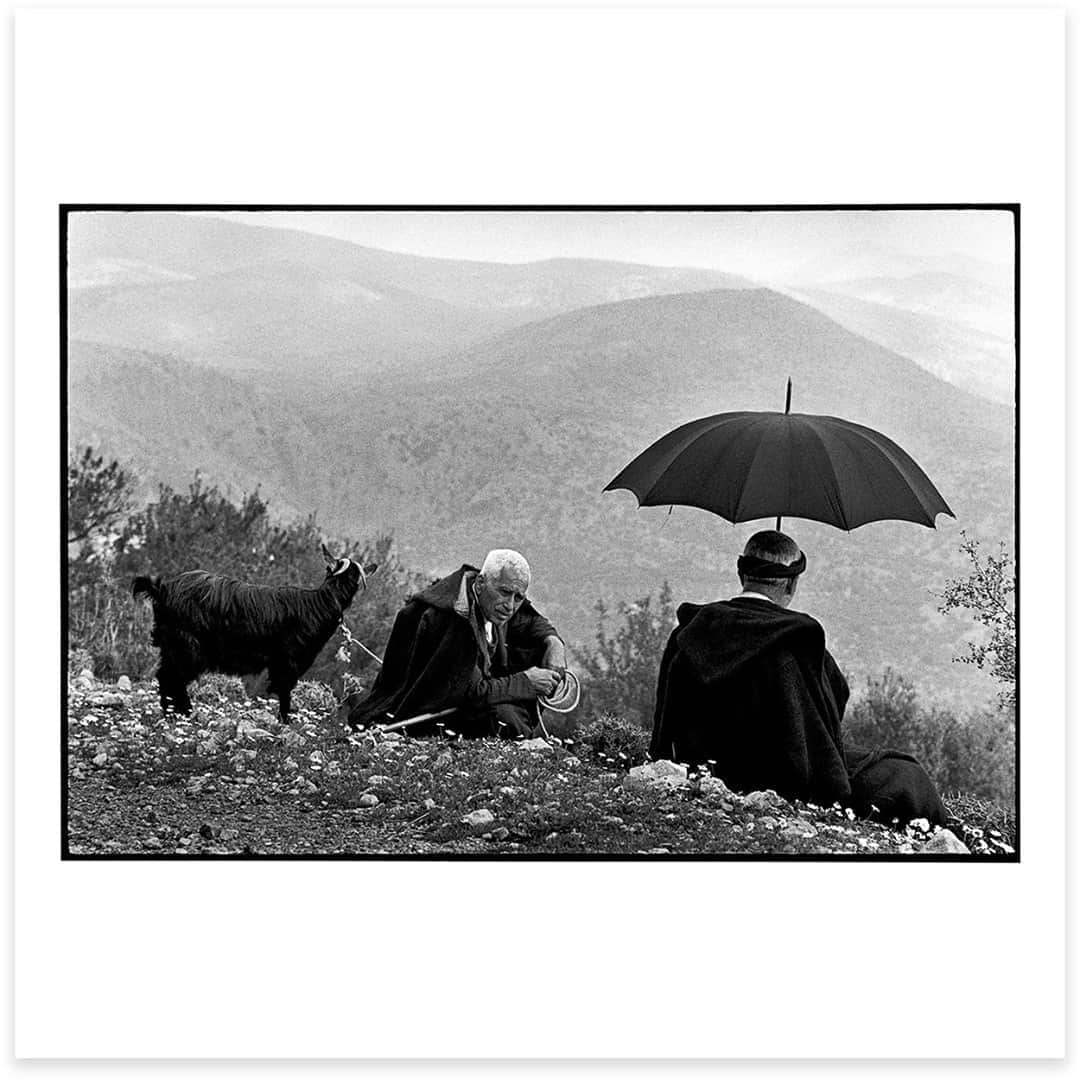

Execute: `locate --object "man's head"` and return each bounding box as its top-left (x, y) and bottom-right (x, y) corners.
top-left (474, 549), bottom-right (531, 625)
top-left (736, 530), bottom-right (806, 608)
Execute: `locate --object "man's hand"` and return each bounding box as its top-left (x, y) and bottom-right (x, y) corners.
top-left (524, 666), bottom-right (561, 697)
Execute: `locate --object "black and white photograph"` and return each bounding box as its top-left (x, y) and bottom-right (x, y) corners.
top-left (14, 5), bottom-right (1065, 1062)
top-left (63, 205), bottom-right (1017, 860)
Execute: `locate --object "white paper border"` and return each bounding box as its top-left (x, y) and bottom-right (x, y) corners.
top-left (11, 6), bottom-right (1066, 1061)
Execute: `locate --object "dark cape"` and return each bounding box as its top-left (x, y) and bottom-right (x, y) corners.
top-left (651, 597), bottom-right (947, 824)
top-left (345, 565), bottom-right (560, 734)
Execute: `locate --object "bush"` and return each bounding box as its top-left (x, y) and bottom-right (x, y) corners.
top-left (845, 669), bottom-right (1015, 806)
top-left (576, 582), bottom-right (675, 729)
top-left (938, 532), bottom-right (1015, 712)
top-left (575, 713), bottom-right (652, 768)
top-left (68, 445), bottom-right (136, 547)
top-left (67, 455), bottom-right (423, 693)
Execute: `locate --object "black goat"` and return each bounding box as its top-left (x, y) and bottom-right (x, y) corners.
top-left (132, 544), bottom-right (376, 720)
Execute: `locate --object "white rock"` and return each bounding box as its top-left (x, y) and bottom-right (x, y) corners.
top-left (116, 675), bottom-right (132, 692)
top-left (461, 809), bottom-right (495, 828)
top-left (909, 817), bottom-right (932, 834)
top-left (743, 790), bottom-right (783, 810)
top-left (632, 760), bottom-right (688, 782)
top-left (87, 691), bottom-right (125, 708)
top-left (518, 738), bottom-right (553, 752)
top-left (423, 798), bottom-right (437, 811)
top-left (92, 751), bottom-right (108, 766)
top-left (923, 828), bottom-right (970, 854)
top-left (358, 794), bottom-right (379, 808)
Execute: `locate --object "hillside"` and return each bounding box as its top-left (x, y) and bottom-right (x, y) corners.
top-left (788, 287), bottom-right (1014, 404)
top-left (69, 287), bottom-right (1015, 711)
top-left (812, 271), bottom-right (1013, 339)
top-left (65, 671), bottom-right (1014, 857)
top-left (67, 211), bottom-right (752, 341)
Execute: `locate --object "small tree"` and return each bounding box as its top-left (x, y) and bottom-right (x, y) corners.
top-left (938, 532), bottom-right (1016, 711)
top-left (67, 446), bottom-right (135, 547)
top-left (577, 582), bottom-right (676, 728)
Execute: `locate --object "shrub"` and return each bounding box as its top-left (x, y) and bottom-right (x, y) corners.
top-left (67, 455), bottom-right (423, 692)
top-left (68, 445), bottom-right (136, 547)
top-left (845, 669), bottom-right (1015, 805)
top-left (938, 532), bottom-right (1016, 712)
top-left (575, 712), bottom-right (652, 768)
top-left (576, 582), bottom-right (675, 728)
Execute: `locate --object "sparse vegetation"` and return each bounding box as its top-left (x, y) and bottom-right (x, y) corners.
top-left (938, 531), bottom-right (1016, 711)
top-left (845, 669), bottom-right (1014, 806)
top-left (66, 670), bottom-right (1012, 856)
top-left (576, 582), bottom-right (675, 729)
top-left (67, 453), bottom-right (420, 686)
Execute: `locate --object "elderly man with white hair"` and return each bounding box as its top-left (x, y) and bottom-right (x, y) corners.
top-left (345, 549), bottom-right (566, 738)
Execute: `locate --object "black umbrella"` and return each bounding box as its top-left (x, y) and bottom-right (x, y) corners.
top-left (604, 379), bottom-right (954, 531)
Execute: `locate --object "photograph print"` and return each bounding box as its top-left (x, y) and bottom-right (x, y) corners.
top-left (63, 205), bottom-right (1018, 860)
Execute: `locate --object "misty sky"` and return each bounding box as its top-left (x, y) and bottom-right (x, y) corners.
top-left (206, 208), bottom-right (1015, 287)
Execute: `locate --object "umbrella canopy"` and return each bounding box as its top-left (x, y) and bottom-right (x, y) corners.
top-left (604, 408), bottom-right (954, 531)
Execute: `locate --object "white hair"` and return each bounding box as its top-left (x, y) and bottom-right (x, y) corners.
top-left (480, 549), bottom-right (531, 583)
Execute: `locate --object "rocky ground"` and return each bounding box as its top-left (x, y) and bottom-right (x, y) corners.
top-left (65, 670), bottom-right (1016, 858)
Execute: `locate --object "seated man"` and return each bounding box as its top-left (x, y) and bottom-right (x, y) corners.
top-left (650, 530), bottom-right (947, 825)
top-left (346, 549), bottom-right (565, 738)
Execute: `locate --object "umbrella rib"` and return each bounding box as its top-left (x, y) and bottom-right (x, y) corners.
top-left (729, 414), bottom-right (777, 523)
top-left (802, 419), bottom-right (851, 531)
top-left (645, 413), bottom-right (757, 505)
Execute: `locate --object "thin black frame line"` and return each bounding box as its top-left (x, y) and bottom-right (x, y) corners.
top-left (59, 202), bottom-right (1020, 214)
top-left (1013, 205), bottom-right (1021, 861)
top-left (59, 203), bottom-right (1021, 862)
top-left (60, 208), bottom-right (70, 859)
top-left (58, 851), bottom-right (1018, 863)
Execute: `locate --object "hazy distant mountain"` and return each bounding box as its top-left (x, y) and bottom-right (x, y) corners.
top-left (68, 262), bottom-right (507, 377)
top-left (69, 286), bottom-right (1015, 710)
top-left (787, 287), bottom-right (1014, 405)
top-left (779, 238), bottom-right (1013, 295)
top-left (67, 211), bottom-right (753, 339)
top-left (808, 271), bottom-right (1013, 340)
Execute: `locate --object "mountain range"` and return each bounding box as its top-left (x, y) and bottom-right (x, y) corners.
top-left (66, 211), bottom-right (1016, 711)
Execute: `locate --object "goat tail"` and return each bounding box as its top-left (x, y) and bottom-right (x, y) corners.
top-left (132, 575), bottom-right (161, 602)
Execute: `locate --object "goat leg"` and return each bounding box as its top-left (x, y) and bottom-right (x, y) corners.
top-left (267, 666), bottom-right (296, 722)
top-left (157, 663), bottom-right (193, 716)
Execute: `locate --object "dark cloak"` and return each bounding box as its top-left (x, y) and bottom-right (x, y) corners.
top-left (345, 564), bottom-right (560, 734)
top-left (651, 597), bottom-right (947, 824)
